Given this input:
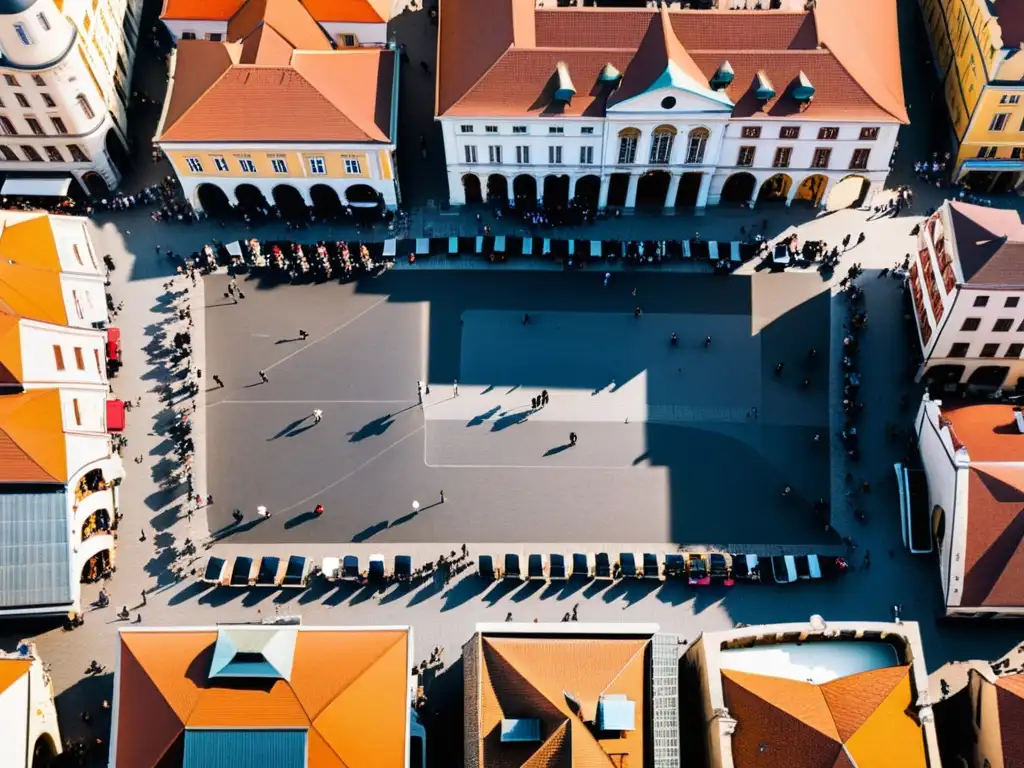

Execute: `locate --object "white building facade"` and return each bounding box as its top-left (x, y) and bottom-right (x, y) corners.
top-left (0, 0), bottom-right (139, 197)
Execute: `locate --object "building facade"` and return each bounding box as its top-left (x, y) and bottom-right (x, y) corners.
top-left (436, 0), bottom-right (906, 212)
top-left (0, 642), bottom-right (62, 768)
top-left (0, 0), bottom-right (139, 197)
top-left (155, 0), bottom-right (399, 217)
top-left (911, 200), bottom-right (1024, 394)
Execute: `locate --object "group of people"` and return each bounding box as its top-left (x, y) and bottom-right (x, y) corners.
top-left (914, 152), bottom-right (950, 185)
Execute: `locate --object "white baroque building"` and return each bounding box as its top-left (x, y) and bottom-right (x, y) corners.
top-left (436, 0), bottom-right (906, 212)
top-left (0, 0), bottom-right (139, 198)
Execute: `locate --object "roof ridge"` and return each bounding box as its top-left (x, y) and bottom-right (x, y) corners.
top-left (288, 59), bottom-right (385, 141)
top-left (304, 630), bottom-right (407, 720)
top-left (599, 640), bottom-right (648, 699)
top-left (444, 41), bottom-right (516, 116)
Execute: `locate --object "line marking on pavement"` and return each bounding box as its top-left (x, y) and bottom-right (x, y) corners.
top-left (208, 399), bottom-right (414, 407)
top-left (263, 295), bottom-right (388, 374)
top-left (277, 424), bottom-right (425, 514)
top-left (424, 461), bottom-right (643, 470)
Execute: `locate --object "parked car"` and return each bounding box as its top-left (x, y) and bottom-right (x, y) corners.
top-left (504, 553), bottom-right (522, 580)
top-left (595, 553), bottom-right (613, 580)
top-left (571, 553), bottom-right (593, 579)
top-left (771, 555), bottom-right (798, 584)
top-left (664, 553), bottom-right (686, 578)
top-left (202, 556), bottom-right (228, 585)
top-left (255, 556), bottom-right (283, 587)
top-left (619, 553), bottom-right (638, 578)
top-left (282, 555), bottom-right (312, 588)
top-left (549, 554), bottom-right (567, 580)
top-left (709, 553), bottom-right (734, 585)
top-left (688, 553), bottom-right (711, 585)
top-left (731, 554), bottom-right (761, 582)
top-left (478, 554), bottom-right (497, 580)
top-left (795, 554), bottom-right (822, 580)
top-left (394, 555), bottom-right (413, 582)
top-left (642, 553), bottom-right (662, 580)
top-left (527, 554), bottom-right (547, 581)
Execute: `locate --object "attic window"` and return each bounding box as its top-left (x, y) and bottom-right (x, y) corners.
top-left (710, 60), bottom-right (734, 90)
top-left (599, 62), bottom-right (621, 84)
top-left (661, 96), bottom-right (676, 109)
top-left (754, 71), bottom-right (775, 101)
top-left (792, 71), bottom-right (815, 103)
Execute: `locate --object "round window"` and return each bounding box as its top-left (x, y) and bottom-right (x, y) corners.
top-left (661, 96), bottom-right (677, 109)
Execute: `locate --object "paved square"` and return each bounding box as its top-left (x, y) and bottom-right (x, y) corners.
top-left (205, 269), bottom-right (832, 544)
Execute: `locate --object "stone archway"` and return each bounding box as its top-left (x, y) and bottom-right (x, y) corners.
top-left (345, 183), bottom-right (380, 207)
top-left (827, 175), bottom-right (870, 210)
top-left (757, 173), bottom-right (793, 203)
top-left (272, 184), bottom-right (307, 220)
top-left (543, 174), bottom-right (569, 209)
top-left (720, 172), bottom-right (756, 205)
top-left (310, 184), bottom-right (343, 218)
top-left (32, 733), bottom-right (57, 768)
top-left (486, 174), bottom-right (508, 203)
top-left (104, 126), bottom-right (130, 176)
top-left (196, 183), bottom-right (231, 216)
top-left (967, 365), bottom-right (1009, 395)
top-left (235, 183), bottom-right (267, 210)
top-left (794, 174), bottom-right (829, 206)
top-left (462, 174), bottom-right (482, 205)
top-left (82, 171), bottom-right (109, 198)
top-left (513, 174), bottom-right (537, 207)
top-left (636, 170), bottom-right (671, 208)
top-left (574, 174), bottom-right (600, 209)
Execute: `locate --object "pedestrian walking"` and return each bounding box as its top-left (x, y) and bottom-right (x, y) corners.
top-left (140, 590), bottom-right (147, 606)
top-left (213, 374), bottom-right (224, 388)
top-left (774, 362), bottom-right (784, 376)
top-left (603, 272), bottom-right (610, 287)
top-left (314, 504), bottom-right (324, 516)
top-left (186, 508), bottom-right (193, 522)
top-left (705, 335), bottom-right (712, 348)
top-left (419, 60), bottom-right (430, 75)
top-left (505, 612), bottom-right (513, 622)
top-left (299, 329), bottom-right (309, 340)
top-left (206, 494), bottom-right (213, 505)
top-left (571, 603), bottom-right (578, 621)
top-left (313, 408), bottom-right (323, 424)
top-left (863, 550), bottom-right (871, 570)
top-left (134, 455), bottom-right (144, 464)
top-left (440, 489), bottom-right (446, 504)
top-left (232, 508), bottom-right (243, 524)
top-left (569, 431), bottom-right (577, 446)
top-left (842, 234), bottom-right (851, 249)
top-left (417, 380), bottom-right (423, 404)
top-left (134, 613), bottom-right (142, 624)
top-left (542, 390), bottom-right (549, 405)
top-left (139, 528), bottom-right (146, 542)
top-left (634, 306), bottom-right (642, 319)
top-left (781, 485), bottom-right (792, 496)
top-left (259, 370), bottom-right (269, 384)
top-left (453, 379), bottom-right (459, 396)
top-left (532, 396), bottom-right (538, 409)
top-left (856, 232), bottom-right (865, 245)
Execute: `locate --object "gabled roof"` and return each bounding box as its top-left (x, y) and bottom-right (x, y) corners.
top-left (0, 389), bottom-right (66, 483)
top-left (226, 0), bottom-right (333, 53)
top-left (0, 313), bottom-right (22, 386)
top-left (436, 0), bottom-right (907, 122)
top-left (0, 216), bottom-right (68, 326)
top-left (945, 200), bottom-right (1024, 285)
top-left (722, 666), bottom-right (927, 767)
top-left (995, 674), bottom-right (1024, 763)
top-left (114, 627), bottom-right (410, 768)
top-left (161, 0), bottom-right (391, 24)
top-left (961, 467), bottom-right (1024, 608)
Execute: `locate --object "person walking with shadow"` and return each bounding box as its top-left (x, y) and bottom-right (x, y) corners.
top-left (313, 408), bottom-right (323, 424)
top-left (440, 490), bottom-right (446, 504)
top-left (213, 374), bottom-right (224, 388)
top-left (842, 234), bottom-right (851, 250)
top-left (569, 431), bottom-right (577, 446)
top-left (299, 329), bottom-right (309, 340)
top-left (259, 370), bottom-right (269, 384)
top-left (542, 389), bottom-right (549, 405)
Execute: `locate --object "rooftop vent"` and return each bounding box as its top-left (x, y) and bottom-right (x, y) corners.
top-left (500, 718), bottom-right (542, 742)
top-left (792, 70), bottom-right (815, 106)
top-left (710, 60), bottom-right (734, 90)
top-left (208, 627), bottom-right (298, 681)
top-left (597, 694), bottom-right (636, 732)
top-left (1014, 406), bottom-right (1024, 433)
top-left (599, 62), bottom-right (621, 84)
top-left (754, 70), bottom-right (775, 101)
top-left (554, 61), bottom-right (576, 102)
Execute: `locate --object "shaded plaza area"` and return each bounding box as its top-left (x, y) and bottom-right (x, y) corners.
top-left (204, 269), bottom-right (832, 545)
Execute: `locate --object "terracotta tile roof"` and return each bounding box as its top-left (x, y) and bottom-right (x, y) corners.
top-left (0, 216), bottom-right (68, 326)
top-left (474, 635), bottom-right (649, 767)
top-left (0, 389), bottom-right (66, 483)
top-left (946, 200), bottom-right (1024, 285)
top-left (226, 0), bottom-right (333, 53)
top-left (0, 658), bottom-right (30, 696)
top-left (960, 467), bottom-right (1024, 608)
top-left (940, 402), bottom-right (1024, 463)
top-left (721, 665), bottom-right (927, 767)
top-left (161, 0), bottom-right (391, 23)
top-left (0, 313), bottom-right (23, 386)
top-left (114, 628), bottom-right (409, 768)
top-left (436, 0), bottom-right (907, 122)
top-left (996, 675), bottom-right (1024, 763)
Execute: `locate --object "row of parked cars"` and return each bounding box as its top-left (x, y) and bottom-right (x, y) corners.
top-left (481, 551), bottom-right (848, 585)
top-left (202, 555), bottom-right (314, 588)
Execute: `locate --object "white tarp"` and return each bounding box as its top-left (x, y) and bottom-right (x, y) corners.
top-left (1, 176), bottom-right (72, 196)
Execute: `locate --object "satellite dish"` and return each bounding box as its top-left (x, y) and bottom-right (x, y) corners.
top-left (809, 615), bottom-right (826, 631)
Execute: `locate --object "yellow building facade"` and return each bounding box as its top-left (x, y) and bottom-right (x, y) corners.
top-left (922, 0), bottom-right (1024, 191)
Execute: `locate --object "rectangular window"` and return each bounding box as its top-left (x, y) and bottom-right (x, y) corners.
top-left (50, 116), bottom-right (66, 133)
top-left (488, 145), bottom-right (502, 164)
top-left (961, 317), bottom-right (981, 331)
top-left (818, 126), bottom-right (839, 140)
top-left (580, 145), bottom-right (594, 164)
top-left (41, 93), bottom-right (55, 108)
top-left (741, 126), bottom-right (762, 139)
top-left (618, 135), bottom-right (637, 164)
top-left (989, 113), bottom-right (1010, 131)
top-left (53, 344), bottom-right (64, 370)
top-left (515, 145), bottom-right (529, 164)
top-left (3, 75), bottom-right (17, 87)
top-left (208, 32), bottom-right (222, 41)
top-left (308, 156), bottom-right (326, 175)
top-left (859, 126), bottom-right (880, 140)
top-left (31, 74), bottom-right (44, 87)
top-left (812, 148), bottom-right (832, 169)
top-left (649, 131), bottom-right (673, 163)
top-left (1014, 148), bottom-right (1024, 160)
top-left (1007, 343), bottom-right (1024, 358)
top-left (344, 158), bottom-right (362, 174)
top-left (974, 295), bottom-right (990, 307)
top-left (72, 243), bottom-right (83, 265)
top-left (581, 126), bottom-right (594, 135)
top-left (36, 12), bottom-right (50, 30)
top-left (340, 33), bottom-right (356, 46)
top-left (238, 158), bottom-right (256, 173)
top-left (180, 31), bottom-right (196, 40)
top-left (512, 126), bottom-right (526, 134)
top-left (25, 117), bottom-right (43, 135)
top-left (981, 343), bottom-right (1000, 358)
top-left (993, 318), bottom-right (1014, 332)
top-left (779, 126), bottom-right (800, 139)
top-left (93, 348), bottom-right (101, 371)
top-left (460, 125), bottom-right (473, 133)
top-left (948, 342), bottom-right (970, 358)
top-left (43, 145), bottom-right (61, 162)
top-left (772, 147), bottom-right (791, 168)
top-left (270, 157), bottom-right (288, 173)
top-left (15, 93), bottom-right (29, 108)
top-left (14, 23), bottom-right (31, 45)
top-left (76, 95), bottom-right (94, 120)
top-left (185, 156), bottom-right (203, 173)
top-left (71, 290), bottom-right (82, 319)
top-left (549, 145), bottom-right (562, 164)
top-left (72, 398), bottom-right (81, 425)
top-left (549, 126), bottom-right (564, 134)
top-left (212, 155), bottom-right (228, 172)
top-left (0, 146), bottom-right (16, 161)
top-left (737, 146), bottom-right (755, 166)
top-left (485, 125), bottom-right (498, 133)
top-left (1006, 296), bottom-right (1020, 308)
top-left (21, 145), bottom-right (41, 161)
top-left (463, 145), bottom-right (477, 164)
top-left (67, 144), bottom-right (88, 162)
top-left (978, 146), bottom-right (991, 158)
top-left (0, 117), bottom-right (15, 135)
top-left (850, 148), bottom-right (871, 170)
top-left (74, 346), bottom-right (85, 370)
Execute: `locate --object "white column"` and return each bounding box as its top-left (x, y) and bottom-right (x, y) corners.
top-left (448, 170), bottom-right (466, 205)
top-left (816, 176), bottom-right (833, 208)
top-left (696, 172), bottom-right (713, 208)
top-left (598, 175), bottom-right (610, 208)
top-left (297, 186), bottom-right (313, 206)
top-left (507, 175), bottom-right (515, 206)
top-left (747, 178), bottom-right (759, 209)
top-left (569, 175), bottom-right (578, 201)
top-left (784, 181), bottom-right (799, 207)
top-left (625, 174), bottom-right (639, 207)
top-left (664, 173), bottom-right (681, 209)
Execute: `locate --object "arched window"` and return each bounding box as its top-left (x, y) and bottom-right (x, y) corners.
top-left (649, 125), bottom-right (676, 164)
top-left (617, 127), bottom-right (640, 165)
top-left (686, 128), bottom-right (710, 164)
top-left (76, 94), bottom-right (94, 120)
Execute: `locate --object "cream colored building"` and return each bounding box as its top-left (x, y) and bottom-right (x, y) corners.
top-left (0, 642), bottom-right (62, 767)
top-left (0, 0), bottom-right (140, 197)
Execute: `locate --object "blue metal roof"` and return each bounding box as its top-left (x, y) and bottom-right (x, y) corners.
top-left (0, 490), bottom-right (72, 611)
top-left (183, 729), bottom-right (307, 768)
top-left (597, 695), bottom-right (636, 732)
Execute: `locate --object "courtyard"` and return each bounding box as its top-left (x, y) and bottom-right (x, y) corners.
top-left (204, 269), bottom-right (832, 546)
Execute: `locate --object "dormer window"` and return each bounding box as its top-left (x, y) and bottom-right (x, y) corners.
top-left (754, 71), bottom-right (775, 101)
top-left (14, 24), bottom-right (31, 46)
top-left (711, 60), bottom-right (734, 90)
top-left (792, 71), bottom-right (815, 103)
top-left (554, 61), bottom-right (575, 103)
